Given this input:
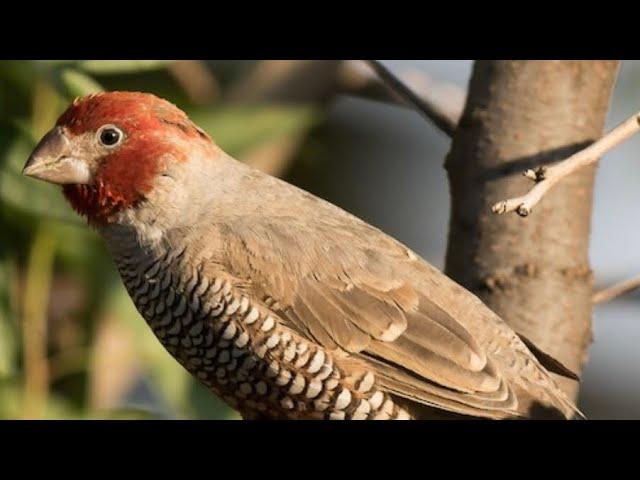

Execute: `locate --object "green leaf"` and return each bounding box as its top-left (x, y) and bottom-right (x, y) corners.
top-left (0, 378), bottom-right (22, 419)
top-left (32, 79), bottom-right (66, 139)
top-left (34, 60), bottom-right (80, 69)
top-left (0, 61), bottom-right (40, 94)
top-left (0, 377), bottom-right (82, 419)
top-left (57, 68), bottom-right (105, 98)
top-left (77, 60), bottom-right (175, 74)
top-left (0, 258), bottom-right (16, 379)
top-left (188, 105), bottom-right (320, 157)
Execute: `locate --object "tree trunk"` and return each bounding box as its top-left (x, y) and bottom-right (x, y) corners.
top-left (444, 60), bottom-right (620, 402)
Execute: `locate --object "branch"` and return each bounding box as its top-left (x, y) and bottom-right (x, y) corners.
top-left (492, 112), bottom-right (640, 217)
top-left (593, 275), bottom-right (640, 304)
top-left (359, 60), bottom-right (461, 137)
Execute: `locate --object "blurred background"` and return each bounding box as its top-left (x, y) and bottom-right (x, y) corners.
top-left (0, 60), bottom-right (638, 419)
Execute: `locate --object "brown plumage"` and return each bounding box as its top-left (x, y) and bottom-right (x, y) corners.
top-left (23, 92), bottom-right (581, 420)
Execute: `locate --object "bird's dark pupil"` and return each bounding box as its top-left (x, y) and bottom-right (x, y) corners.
top-left (100, 129), bottom-right (120, 146)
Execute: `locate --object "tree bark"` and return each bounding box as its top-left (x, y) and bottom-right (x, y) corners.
top-left (444, 60), bottom-right (620, 402)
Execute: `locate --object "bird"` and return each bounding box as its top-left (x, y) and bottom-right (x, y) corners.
top-left (23, 91), bottom-right (582, 420)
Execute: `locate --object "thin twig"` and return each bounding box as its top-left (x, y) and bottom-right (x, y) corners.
top-left (364, 60), bottom-right (460, 137)
top-left (593, 275), bottom-right (640, 304)
top-left (492, 112), bottom-right (640, 217)
top-left (338, 61), bottom-right (464, 133)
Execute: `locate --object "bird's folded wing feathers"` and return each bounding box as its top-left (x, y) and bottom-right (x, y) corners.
top-left (214, 208), bottom-right (578, 419)
top-left (281, 268), bottom-right (523, 418)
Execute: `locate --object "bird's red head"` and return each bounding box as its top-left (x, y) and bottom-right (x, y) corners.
top-left (23, 91), bottom-right (212, 225)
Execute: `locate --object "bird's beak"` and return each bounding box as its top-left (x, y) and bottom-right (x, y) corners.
top-left (23, 126), bottom-right (91, 185)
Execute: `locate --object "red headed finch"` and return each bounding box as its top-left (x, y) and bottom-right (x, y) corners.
top-left (23, 91), bottom-right (581, 420)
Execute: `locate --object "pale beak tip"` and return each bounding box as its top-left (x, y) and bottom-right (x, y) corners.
top-left (22, 161), bottom-right (38, 177)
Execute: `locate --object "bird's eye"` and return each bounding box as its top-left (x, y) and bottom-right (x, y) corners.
top-left (97, 125), bottom-right (124, 148)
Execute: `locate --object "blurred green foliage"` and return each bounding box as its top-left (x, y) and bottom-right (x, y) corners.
top-left (0, 60), bottom-right (320, 419)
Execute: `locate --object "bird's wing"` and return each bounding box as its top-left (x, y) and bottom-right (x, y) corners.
top-left (213, 191), bottom-right (577, 419)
